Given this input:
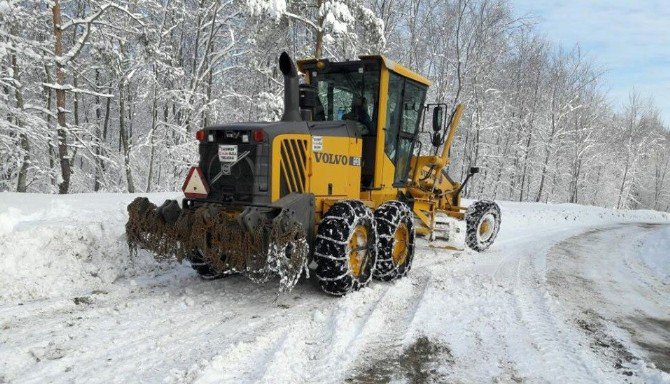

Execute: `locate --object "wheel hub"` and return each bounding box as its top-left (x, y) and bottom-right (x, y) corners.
top-left (477, 214), bottom-right (495, 242)
top-left (392, 223), bottom-right (409, 266)
top-left (348, 225), bottom-right (369, 277)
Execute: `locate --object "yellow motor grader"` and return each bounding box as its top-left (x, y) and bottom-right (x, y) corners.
top-left (126, 52), bottom-right (500, 295)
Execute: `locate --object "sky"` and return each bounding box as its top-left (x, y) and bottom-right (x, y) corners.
top-left (512, 0), bottom-right (670, 125)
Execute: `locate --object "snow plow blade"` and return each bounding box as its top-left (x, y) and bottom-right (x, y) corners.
top-left (125, 197), bottom-right (310, 291)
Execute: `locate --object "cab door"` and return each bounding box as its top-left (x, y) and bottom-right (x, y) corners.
top-left (383, 73), bottom-right (427, 186)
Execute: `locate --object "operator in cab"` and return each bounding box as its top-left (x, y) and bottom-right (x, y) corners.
top-left (343, 96), bottom-right (373, 135)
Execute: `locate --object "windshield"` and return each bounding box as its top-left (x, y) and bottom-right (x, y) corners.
top-left (310, 64), bottom-right (380, 135)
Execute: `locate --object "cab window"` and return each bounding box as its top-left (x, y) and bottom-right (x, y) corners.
top-left (312, 64), bottom-right (380, 135)
top-left (383, 72), bottom-right (427, 185)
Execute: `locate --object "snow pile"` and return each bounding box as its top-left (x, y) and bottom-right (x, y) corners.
top-left (0, 192), bottom-right (180, 303)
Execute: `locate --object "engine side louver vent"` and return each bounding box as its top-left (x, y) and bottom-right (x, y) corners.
top-left (279, 138), bottom-right (308, 197)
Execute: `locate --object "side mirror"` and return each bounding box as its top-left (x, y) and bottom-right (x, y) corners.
top-left (432, 106), bottom-right (443, 131)
top-left (469, 166), bottom-right (480, 174)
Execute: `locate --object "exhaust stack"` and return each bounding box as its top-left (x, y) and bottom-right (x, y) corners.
top-left (279, 52), bottom-right (301, 122)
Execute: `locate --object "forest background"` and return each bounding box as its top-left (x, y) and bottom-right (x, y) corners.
top-left (1, 0), bottom-right (668, 211)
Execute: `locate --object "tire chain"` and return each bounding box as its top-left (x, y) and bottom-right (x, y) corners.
top-left (465, 200), bottom-right (501, 252)
top-left (314, 200), bottom-right (377, 295)
top-left (373, 200), bottom-right (416, 281)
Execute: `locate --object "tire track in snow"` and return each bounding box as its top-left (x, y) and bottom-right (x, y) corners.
top-left (490, 226), bottom-right (618, 383)
top-left (510, 246), bottom-right (599, 383)
top-left (350, 275), bottom-right (432, 358)
top-left (294, 272), bottom-right (432, 383)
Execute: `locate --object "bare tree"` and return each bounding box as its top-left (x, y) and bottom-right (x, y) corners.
top-left (0, 0), bottom-right (667, 211)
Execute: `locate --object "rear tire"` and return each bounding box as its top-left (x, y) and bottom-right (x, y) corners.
top-left (465, 200), bottom-right (501, 252)
top-left (373, 201), bottom-right (416, 281)
top-left (315, 201), bottom-right (377, 296)
top-left (187, 250), bottom-right (225, 280)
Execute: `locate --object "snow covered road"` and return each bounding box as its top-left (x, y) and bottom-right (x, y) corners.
top-left (0, 193), bottom-right (669, 383)
top-left (546, 223), bottom-right (670, 376)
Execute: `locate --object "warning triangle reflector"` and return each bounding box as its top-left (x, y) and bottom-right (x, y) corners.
top-left (181, 166), bottom-right (210, 199)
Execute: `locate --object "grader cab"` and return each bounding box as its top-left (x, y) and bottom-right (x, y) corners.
top-left (126, 52), bottom-right (500, 295)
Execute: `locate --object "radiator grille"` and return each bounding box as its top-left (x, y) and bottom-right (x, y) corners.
top-left (279, 138), bottom-right (308, 197)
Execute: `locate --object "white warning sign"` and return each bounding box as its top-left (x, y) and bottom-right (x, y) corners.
top-left (218, 145), bottom-right (238, 163)
top-left (312, 136), bottom-right (323, 152)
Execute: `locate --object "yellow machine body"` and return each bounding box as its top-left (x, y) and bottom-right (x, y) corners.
top-left (289, 56), bottom-right (468, 235)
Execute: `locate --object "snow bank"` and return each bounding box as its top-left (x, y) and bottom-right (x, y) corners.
top-left (496, 200), bottom-right (670, 238)
top-left (0, 192), bottom-right (180, 303)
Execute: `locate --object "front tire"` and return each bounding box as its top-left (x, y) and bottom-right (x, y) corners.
top-left (465, 200), bottom-right (501, 252)
top-left (315, 201), bottom-right (377, 296)
top-left (373, 201), bottom-right (416, 281)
